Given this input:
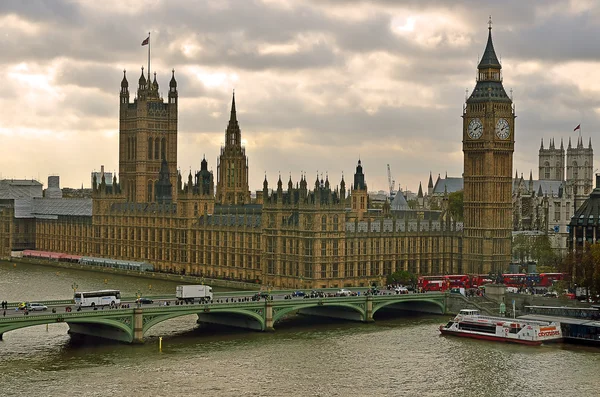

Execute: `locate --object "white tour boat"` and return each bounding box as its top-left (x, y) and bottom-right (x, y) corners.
top-left (439, 309), bottom-right (563, 346)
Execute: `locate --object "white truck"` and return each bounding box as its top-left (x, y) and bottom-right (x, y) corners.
top-left (176, 285), bottom-right (213, 303)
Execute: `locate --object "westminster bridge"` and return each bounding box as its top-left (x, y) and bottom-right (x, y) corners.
top-left (0, 290), bottom-right (474, 344)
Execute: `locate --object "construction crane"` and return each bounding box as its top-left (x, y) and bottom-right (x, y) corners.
top-left (387, 164), bottom-right (396, 199)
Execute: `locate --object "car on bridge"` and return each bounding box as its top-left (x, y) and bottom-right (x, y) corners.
top-left (291, 291), bottom-right (305, 297)
top-left (252, 291), bottom-right (270, 301)
top-left (136, 298), bottom-right (154, 305)
top-left (26, 303), bottom-right (48, 311)
top-left (338, 289), bottom-right (353, 297)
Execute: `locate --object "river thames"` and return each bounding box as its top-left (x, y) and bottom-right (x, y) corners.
top-left (0, 261), bottom-right (599, 397)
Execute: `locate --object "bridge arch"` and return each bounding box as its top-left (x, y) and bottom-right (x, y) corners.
top-left (0, 317), bottom-right (134, 343)
top-left (273, 301), bottom-right (366, 325)
top-left (143, 307), bottom-right (266, 335)
top-left (372, 298), bottom-right (445, 317)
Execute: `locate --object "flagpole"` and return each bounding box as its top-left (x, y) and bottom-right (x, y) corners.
top-left (148, 31), bottom-right (151, 80)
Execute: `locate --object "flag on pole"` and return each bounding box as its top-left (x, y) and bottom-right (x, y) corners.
top-left (141, 36), bottom-right (149, 46)
top-left (574, 124), bottom-right (581, 132)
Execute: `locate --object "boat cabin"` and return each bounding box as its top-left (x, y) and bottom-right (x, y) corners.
top-left (459, 309), bottom-right (480, 316)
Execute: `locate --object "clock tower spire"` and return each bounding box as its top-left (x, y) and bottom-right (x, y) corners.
top-left (462, 18), bottom-right (515, 274)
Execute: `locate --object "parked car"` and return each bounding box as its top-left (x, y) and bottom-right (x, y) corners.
top-left (27, 303), bottom-right (48, 311)
top-left (136, 298), bottom-right (154, 304)
top-left (395, 286), bottom-right (409, 294)
top-left (543, 292), bottom-right (558, 298)
top-left (291, 291), bottom-right (306, 297)
top-left (338, 289), bottom-right (352, 297)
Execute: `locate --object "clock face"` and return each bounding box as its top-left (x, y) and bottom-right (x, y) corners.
top-left (467, 118), bottom-right (483, 139)
top-left (496, 118), bottom-right (510, 139)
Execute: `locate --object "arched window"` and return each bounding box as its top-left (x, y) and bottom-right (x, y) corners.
top-left (556, 162), bottom-right (561, 180)
top-left (573, 161), bottom-right (578, 179)
top-left (161, 137), bottom-right (166, 160)
top-left (585, 161), bottom-right (589, 179)
top-left (321, 215), bottom-right (327, 231)
top-left (544, 161), bottom-right (550, 179)
top-left (147, 180), bottom-right (153, 202)
top-left (333, 215), bottom-right (339, 231)
top-left (148, 137), bottom-right (153, 159)
top-left (155, 138), bottom-right (160, 160)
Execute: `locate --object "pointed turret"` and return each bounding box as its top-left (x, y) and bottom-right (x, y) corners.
top-left (138, 67), bottom-right (146, 89)
top-left (467, 18), bottom-right (510, 104)
top-left (170, 69), bottom-right (177, 89)
top-left (561, 138), bottom-right (564, 150)
top-left (477, 17), bottom-right (501, 70)
top-left (540, 138), bottom-right (544, 150)
top-left (168, 69), bottom-right (178, 104)
top-left (155, 158), bottom-right (173, 204)
top-left (353, 159), bottom-right (366, 191)
top-left (589, 137), bottom-right (593, 149)
top-left (152, 72), bottom-right (158, 91)
top-left (529, 170), bottom-right (534, 192)
top-left (417, 182), bottom-right (423, 198)
top-left (428, 171), bottom-right (433, 194)
top-left (568, 137), bottom-right (572, 149)
top-left (230, 91), bottom-right (237, 122)
top-left (121, 70), bottom-right (128, 89)
top-left (537, 184), bottom-right (543, 197)
top-left (120, 69), bottom-right (130, 106)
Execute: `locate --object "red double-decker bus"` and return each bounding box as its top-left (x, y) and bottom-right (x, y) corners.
top-left (469, 275), bottom-right (493, 288)
top-left (538, 273), bottom-right (565, 287)
top-left (502, 274), bottom-right (527, 288)
top-left (417, 276), bottom-right (447, 292)
top-left (444, 275), bottom-right (470, 289)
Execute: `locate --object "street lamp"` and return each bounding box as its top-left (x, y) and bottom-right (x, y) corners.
top-left (71, 282), bottom-right (79, 296)
top-left (136, 289), bottom-right (142, 308)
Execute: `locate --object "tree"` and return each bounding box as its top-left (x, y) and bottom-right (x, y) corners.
top-left (531, 234), bottom-right (557, 268)
top-left (512, 234), bottom-right (531, 263)
top-left (386, 270), bottom-right (416, 286)
top-left (448, 190), bottom-right (463, 221)
top-left (407, 199), bottom-right (417, 209)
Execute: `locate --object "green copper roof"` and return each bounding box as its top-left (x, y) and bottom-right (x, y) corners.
top-left (570, 176), bottom-right (600, 227)
top-left (478, 29), bottom-right (501, 69)
top-left (466, 80), bottom-right (511, 103)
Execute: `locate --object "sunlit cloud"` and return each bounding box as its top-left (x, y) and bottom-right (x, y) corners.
top-left (0, 0), bottom-right (598, 193)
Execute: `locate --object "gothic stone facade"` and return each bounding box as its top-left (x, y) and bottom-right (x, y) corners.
top-left (2, 30), bottom-right (525, 286)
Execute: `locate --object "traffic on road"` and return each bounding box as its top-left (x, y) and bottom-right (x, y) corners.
top-left (1, 284), bottom-right (426, 318)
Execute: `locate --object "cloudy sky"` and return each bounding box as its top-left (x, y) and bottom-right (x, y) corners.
top-left (1, 0), bottom-right (599, 194)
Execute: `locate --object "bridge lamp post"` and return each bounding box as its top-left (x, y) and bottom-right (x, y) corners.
top-left (71, 282), bottom-right (79, 297)
top-left (136, 289), bottom-right (142, 308)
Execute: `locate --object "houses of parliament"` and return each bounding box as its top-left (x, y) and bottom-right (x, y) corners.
top-left (0, 25), bottom-right (514, 288)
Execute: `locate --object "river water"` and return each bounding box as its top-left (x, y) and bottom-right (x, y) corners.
top-left (0, 260), bottom-right (598, 397)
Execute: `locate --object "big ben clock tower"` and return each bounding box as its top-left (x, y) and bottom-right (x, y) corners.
top-left (463, 18), bottom-right (515, 275)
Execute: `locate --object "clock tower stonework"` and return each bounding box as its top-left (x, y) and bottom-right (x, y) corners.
top-left (463, 22), bottom-right (515, 274)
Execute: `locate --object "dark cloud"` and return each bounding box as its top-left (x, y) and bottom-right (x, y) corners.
top-left (1, 0), bottom-right (600, 190)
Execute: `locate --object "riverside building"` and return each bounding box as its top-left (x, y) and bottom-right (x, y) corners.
top-left (0, 24), bottom-right (515, 287)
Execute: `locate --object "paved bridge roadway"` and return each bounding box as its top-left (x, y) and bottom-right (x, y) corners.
top-left (0, 290), bottom-right (446, 344)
